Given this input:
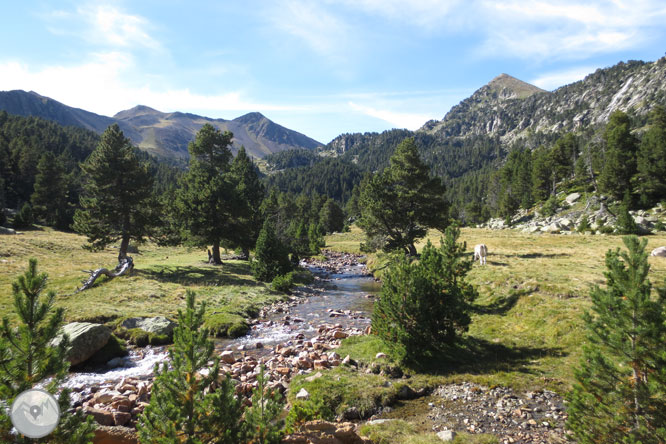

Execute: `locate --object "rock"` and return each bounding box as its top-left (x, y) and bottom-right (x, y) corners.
top-left (375, 352), bottom-right (387, 359)
top-left (84, 407), bottom-right (115, 426)
top-left (541, 222), bottom-right (561, 234)
top-left (397, 385), bottom-right (417, 399)
top-left (220, 350), bottom-right (236, 364)
top-left (120, 316), bottom-right (176, 337)
top-left (651, 246), bottom-right (666, 257)
top-left (558, 218), bottom-right (572, 228)
top-left (305, 371), bottom-right (323, 382)
top-left (53, 323), bottom-right (111, 366)
top-left (93, 426), bottom-right (138, 444)
top-left (0, 227), bottom-right (17, 235)
top-left (565, 193), bottom-right (581, 205)
top-left (437, 430), bottom-right (456, 441)
top-left (296, 388), bottom-right (310, 400)
top-left (113, 411), bottom-right (132, 426)
top-left (93, 390), bottom-right (121, 404)
top-left (333, 330), bottom-right (348, 339)
top-left (282, 420), bottom-right (371, 444)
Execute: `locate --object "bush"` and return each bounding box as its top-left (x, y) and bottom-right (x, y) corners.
top-left (655, 220), bottom-right (665, 231)
top-left (615, 191), bottom-right (640, 234)
top-left (271, 272), bottom-right (294, 293)
top-left (13, 202), bottom-right (34, 229)
top-left (577, 215), bottom-right (591, 233)
top-left (540, 195), bottom-right (558, 217)
top-left (371, 226), bottom-right (478, 364)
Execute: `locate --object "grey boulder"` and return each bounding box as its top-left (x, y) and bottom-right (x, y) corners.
top-left (53, 322), bottom-right (111, 366)
top-left (120, 316), bottom-right (176, 337)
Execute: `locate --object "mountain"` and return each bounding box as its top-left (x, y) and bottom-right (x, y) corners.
top-left (420, 58), bottom-right (666, 141)
top-left (0, 91), bottom-right (323, 159)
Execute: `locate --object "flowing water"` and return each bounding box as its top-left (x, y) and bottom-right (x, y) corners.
top-left (61, 259), bottom-right (380, 394)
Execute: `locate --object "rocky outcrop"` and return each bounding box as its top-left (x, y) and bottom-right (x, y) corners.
top-left (53, 322), bottom-right (111, 366)
top-left (281, 420), bottom-right (372, 444)
top-left (652, 247), bottom-right (666, 257)
top-left (120, 317), bottom-right (176, 337)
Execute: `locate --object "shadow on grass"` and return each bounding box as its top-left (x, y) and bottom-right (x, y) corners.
top-left (471, 290), bottom-right (523, 315)
top-left (137, 262), bottom-right (263, 287)
top-left (411, 336), bottom-right (566, 377)
top-left (510, 252), bottom-right (571, 259)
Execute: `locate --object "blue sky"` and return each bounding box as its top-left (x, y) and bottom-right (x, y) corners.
top-left (2, 1), bottom-right (665, 143)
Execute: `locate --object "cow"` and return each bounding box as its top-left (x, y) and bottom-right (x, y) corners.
top-left (651, 246), bottom-right (666, 257)
top-left (474, 244), bottom-right (488, 265)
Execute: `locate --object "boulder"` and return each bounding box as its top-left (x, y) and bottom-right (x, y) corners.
top-left (565, 193), bottom-right (581, 205)
top-left (0, 227), bottom-right (17, 235)
top-left (281, 420), bottom-right (371, 444)
top-left (437, 430), bottom-right (456, 441)
top-left (296, 388), bottom-right (310, 400)
top-left (558, 218), bottom-right (572, 229)
top-left (541, 222), bottom-right (561, 234)
top-left (53, 323), bottom-right (111, 366)
top-left (120, 317), bottom-right (176, 337)
top-left (93, 426), bottom-right (138, 444)
top-left (651, 246), bottom-right (666, 257)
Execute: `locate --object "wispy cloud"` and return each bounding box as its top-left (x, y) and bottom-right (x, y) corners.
top-left (348, 101), bottom-right (435, 129)
top-left (46, 2), bottom-right (161, 50)
top-left (530, 66), bottom-right (596, 90)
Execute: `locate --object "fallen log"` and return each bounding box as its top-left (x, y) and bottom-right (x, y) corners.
top-left (77, 257), bottom-right (134, 292)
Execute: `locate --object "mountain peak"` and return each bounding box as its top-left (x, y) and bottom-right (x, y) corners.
top-left (233, 112), bottom-right (266, 124)
top-left (113, 105), bottom-right (162, 119)
top-left (486, 74), bottom-right (546, 99)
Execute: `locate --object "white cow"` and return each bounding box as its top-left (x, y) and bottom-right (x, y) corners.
top-left (651, 246), bottom-right (666, 257)
top-left (474, 244), bottom-right (488, 265)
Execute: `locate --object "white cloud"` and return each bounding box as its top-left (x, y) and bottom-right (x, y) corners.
top-left (530, 66), bottom-right (596, 90)
top-left (0, 56), bottom-right (304, 117)
top-left (47, 2), bottom-right (161, 50)
top-left (348, 101), bottom-right (435, 130)
top-left (480, 0), bottom-right (666, 60)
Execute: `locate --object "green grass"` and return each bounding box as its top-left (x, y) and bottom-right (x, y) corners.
top-left (359, 420), bottom-right (498, 444)
top-left (322, 227), bottom-right (666, 394)
top-left (0, 228), bottom-right (287, 336)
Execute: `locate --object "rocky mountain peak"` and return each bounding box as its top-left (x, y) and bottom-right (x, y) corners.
top-left (113, 105), bottom-right (162, 120)
top-left (486, 74), bottom-right (546, 99)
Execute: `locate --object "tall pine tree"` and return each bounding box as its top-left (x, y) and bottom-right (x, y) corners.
top-left (598, 110), bottom-right (638, 201)
top-left (567, 236), bottom-right (666, 443)
top-left (31, 152), bottom-right (71, 230)
top-left (358, 138), bottom-right (448, 255)
top-left (176, 124), bottom-right (234, 264)
top-left (635, 106), bottom-right (666, 207)
top-left (73, 124), bottom-right (156, 262)
top-left (0, 259), bottom-right (96, 443)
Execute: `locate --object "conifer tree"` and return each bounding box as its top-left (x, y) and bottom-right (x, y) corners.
top-left (0, 259), bottom-right (96, 443)
top-left (137, 290), bottom-right (243, 444)
top-left (31, 152), bottom-right (70, 229)
top-left (635, 106), bottom-right (666, 207)
top-left (319, 198), bottom-right (345, 234)
top-left (176, 124), bottom-right (234, 264)
top-left (616, 190), bottom-right (640, 235)
top-left (372, 226), bottom-right (477, 363)
top-left (531, 146), bottom-right (553, 202)
top-left (567, 236), bottom-right (666, 443)
top-left (252, 220), bottom-right (292, 282)
top-left (12, 203), bottom-right (34, 229)
top-left (358, 138), bottom-right (448, 256)
top-left (243, 366), bottom-right (284, 444)
top-left (598, 110), bottom-right (638, 201)
top-left (227, 146), bottom-right (265, 259)
top-left (73, 124), bottom-right (156, 262)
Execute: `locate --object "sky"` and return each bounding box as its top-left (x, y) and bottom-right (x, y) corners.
top-left (1, 1), bottom-right (665, 144)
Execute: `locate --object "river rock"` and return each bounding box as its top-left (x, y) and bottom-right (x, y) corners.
top-left (220, 350), bottom-right (236, 364)
top-left (437, 430), bottom-right (456, 441)
top-left (282, 420), bottom-right (371, 444)
top-left (120, 316), bottom-right (176, 337)
top-left (84, 407), bottom-right (115, 426)
top-left (651, 246), bottom-right (666, 257)
top-left (94, 425), bottom-right (138, 444)
top-left (53, 322), bottom-right (111, 366)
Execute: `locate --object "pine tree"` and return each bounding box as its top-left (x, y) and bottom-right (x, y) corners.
top-left (0, 177), bottom-right (6, 227)
top-left (531, 146), bottom-right (553, 202)
top-left (371, 226), bottom-right (477, 363)
top-left (358, 138), bottom-right (448, 256)
top-left (598, 110), bottom-right (638, 201)
top-left (319, 198), bottom-right (345, 234)
top-left (567, 236), bottom-right (666, 443)
top-left (176, 124), bottom-right (234, 264)
top-left (616, 190), bottom-right (640, 235)
top-left (73, 124), bottom-right (156, 262)
top-left (0, 259), bottom-right (96, 443)
top-left (242, 366), bottom-right (284, 444)
top-left (137, 290), bottom-right (244, 444)
top-left (227, 146), bottom-right (265, 259)
top-left (31, 152), bottom-right (71, 229)
top-left (12, 202), bottom-right (34, 229)
top-left (635, 106), bottom-right (666, 207)
top-left (252, 220), bottom-right (292, 282)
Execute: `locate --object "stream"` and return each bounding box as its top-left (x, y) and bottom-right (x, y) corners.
top-left (61, 253), bottom-right (380, 406)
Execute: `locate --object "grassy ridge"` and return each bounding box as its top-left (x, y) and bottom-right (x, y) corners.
top-left (0, 228), bottom-right (286, 335)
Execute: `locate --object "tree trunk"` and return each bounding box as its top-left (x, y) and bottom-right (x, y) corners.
top-left (241, 247), bottom-right (250, 261)
top-left (407, 243), bottom-right (417, 256)
top-left (77, 257), bottom-right (134, 292)
top-left (210, 241), bottom-right (222, 265)
top-left (118, 235), bottom-right (130, 262)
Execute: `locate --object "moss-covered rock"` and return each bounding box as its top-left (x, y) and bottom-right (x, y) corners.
top-left (114, 327), bottom-right (171, 346)
top-left (81, 334), bottom-right (128, 367)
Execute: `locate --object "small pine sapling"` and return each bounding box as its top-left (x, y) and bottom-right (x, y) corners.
top-left (243, 365), bottom-right (284, 444)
